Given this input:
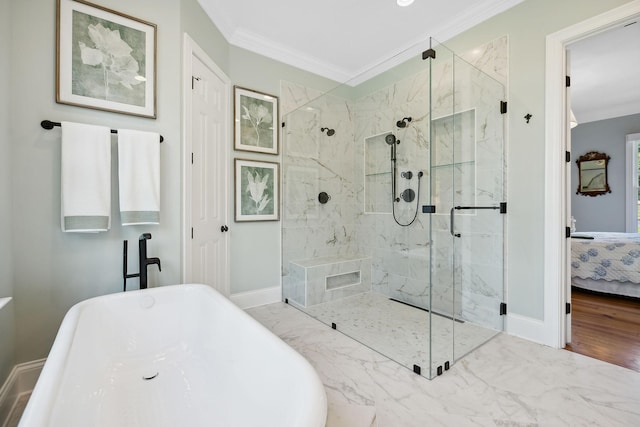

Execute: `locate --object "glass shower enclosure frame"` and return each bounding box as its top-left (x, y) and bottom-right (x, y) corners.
top-left (281, 38), bottom-right (506, 379)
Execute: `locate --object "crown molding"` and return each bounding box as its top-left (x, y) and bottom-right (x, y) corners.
top-left (229, 28), bottom-right (353, 84)
top-left (199, 0), bottom-right (525, 86)
top-left (347, 0), bottom-right (524, 85)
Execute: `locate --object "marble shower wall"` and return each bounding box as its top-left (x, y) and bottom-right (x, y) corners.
top-left (280, 82), bottom-right (360, 305)
top-left (281, 36), bottom-right (508, 331)
top-left (354, 37), bottom-right (508, 331)
top-left (354, 70), bottom-right (432, 309)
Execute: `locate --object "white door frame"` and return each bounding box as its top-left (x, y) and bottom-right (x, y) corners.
top-left (544, 0), bottom-right (640, 348)
top-left (182, 33), bottom-right (231, 291)
top-left (626, 133), bottom-right (640, 232)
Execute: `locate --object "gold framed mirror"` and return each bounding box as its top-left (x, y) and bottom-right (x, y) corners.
top-left (576, 151), bottom-right (611, 197)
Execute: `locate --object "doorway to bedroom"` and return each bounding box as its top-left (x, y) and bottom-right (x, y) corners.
top-left (565, 18), bottom-right (640, 371)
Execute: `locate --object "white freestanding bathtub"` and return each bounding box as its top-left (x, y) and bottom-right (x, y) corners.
top-left (19, 284), bottom-right (327, 427)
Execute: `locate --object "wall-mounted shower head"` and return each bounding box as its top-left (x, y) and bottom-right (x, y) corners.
top-left (396, 117), bottom-right (412, 128)
top-left (321, 127), bottom-right (335, 136)
top-left (385, 134), bottom-right (397, 145)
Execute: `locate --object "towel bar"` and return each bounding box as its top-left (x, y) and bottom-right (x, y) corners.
top-left (41, 120), bottom-right (164, 142)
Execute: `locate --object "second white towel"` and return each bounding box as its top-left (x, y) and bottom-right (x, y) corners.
top-left (117, 129), bottom-right (161, 225)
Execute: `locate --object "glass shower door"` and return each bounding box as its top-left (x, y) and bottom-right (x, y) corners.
top-left (450, 52), bottom-right (506, 361)
top-left (428, 39), bottom-right (506, 376)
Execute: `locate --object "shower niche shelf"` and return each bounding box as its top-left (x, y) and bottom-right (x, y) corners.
top-left (364, 171), bottom-right (391, 177)
top-left (432, 160), bottom-right (475, 169)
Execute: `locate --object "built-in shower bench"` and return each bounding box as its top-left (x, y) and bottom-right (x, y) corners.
top-left (288, 255), bottom-right (371, 307)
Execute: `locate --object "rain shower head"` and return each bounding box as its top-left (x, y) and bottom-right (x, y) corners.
top-left (321, 127), bottom-right (335, 136)
top-left (396, 117), bottom-right (412, 128)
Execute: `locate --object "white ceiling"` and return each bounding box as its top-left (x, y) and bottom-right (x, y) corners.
top-left (568, 19), bottom-right (640, 124)
top-left (197, 0), bottom-right (524, 84)
top-left (197, 1), bottom-right (640, 123)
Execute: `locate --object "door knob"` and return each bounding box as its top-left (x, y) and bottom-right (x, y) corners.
top-left (220, 225), bottom-right (229, 232)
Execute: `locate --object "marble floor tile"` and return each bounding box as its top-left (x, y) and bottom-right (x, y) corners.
top-left (301, 291), bottom-right (498, 375)
top-left (248, 302), bottom-right (640, 427)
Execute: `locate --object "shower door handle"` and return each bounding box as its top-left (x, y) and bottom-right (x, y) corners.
top-left (450, 208), bottom-right (461, 238)
top-left (453, 203), bottom-right (507, 213)
top-left (450, 203), bottom-right (507, 238)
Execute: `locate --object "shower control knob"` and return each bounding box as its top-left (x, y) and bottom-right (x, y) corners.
top-left (220, 225), bottom-right (229, 232)
top-left (318, 192), bottom-right (331, 204)
top-left (401, 171), bottom-right (413, 180)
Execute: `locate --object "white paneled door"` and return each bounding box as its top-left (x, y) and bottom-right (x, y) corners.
top-left (184, 36), bottom-right (230, 296)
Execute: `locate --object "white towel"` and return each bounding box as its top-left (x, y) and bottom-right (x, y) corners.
top-left (117, 129), bottom-right (160, 225)
top-left (61, 122), bottom-right (111, 232)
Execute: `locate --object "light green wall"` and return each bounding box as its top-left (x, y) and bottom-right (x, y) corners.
top-left (10, 0), bottom-right (183, 364)
top-left (3, 0), bottom-right (339, 369)
top-left (3, 0), bottom-right (634, 373)
top-left (442, 0), bottom-right (632, 319)
top-left (0, 0), bottom-right (15, 387)
top-left (228, 47), bottom-right (339, 293)
top-left (180, 0), bottom-right (230, 74)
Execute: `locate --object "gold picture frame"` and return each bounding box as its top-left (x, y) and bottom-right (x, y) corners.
top-left (576, 151), bottom-right (611, 197)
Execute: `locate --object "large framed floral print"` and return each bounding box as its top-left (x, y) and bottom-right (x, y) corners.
top-left (234, 86), bottom-right (279, 155)
top-left (57, 0), bottom-right (157, 118)
top-left (234, 159), bottom-right (280, 222)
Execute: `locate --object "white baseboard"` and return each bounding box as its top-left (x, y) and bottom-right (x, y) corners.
top-left (0, 359), bottom-right (45, 426)
top-left (506, 313), bottom-right (558, 348)
top-left (230, 286), bottom-right (282, 309)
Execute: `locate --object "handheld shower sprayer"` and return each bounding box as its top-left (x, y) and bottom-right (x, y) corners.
top-left (386, 133), bottom-right (399, 202)
top-left (396, 117), bottom-right (412, 128)
top-left (385, 128), bottom-right (423, 227)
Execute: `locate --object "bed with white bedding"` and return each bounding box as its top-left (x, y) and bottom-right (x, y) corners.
top-left (571, 232), bottom-right (640, 298)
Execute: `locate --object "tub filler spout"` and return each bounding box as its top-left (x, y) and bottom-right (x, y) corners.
top-left (139, 233), bottom-right (161, 290)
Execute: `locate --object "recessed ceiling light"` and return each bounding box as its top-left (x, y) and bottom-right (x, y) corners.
top-left (397, 0), bottom-right (415, 6)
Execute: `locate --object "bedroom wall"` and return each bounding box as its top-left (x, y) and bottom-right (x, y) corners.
top-left (571, 113), bottom-right (640, 232)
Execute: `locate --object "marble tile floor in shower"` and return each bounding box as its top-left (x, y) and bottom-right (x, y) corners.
top-left (248, 301), bottom-right (640, 427)
top-left (301, 291), bottom-right (498, 376)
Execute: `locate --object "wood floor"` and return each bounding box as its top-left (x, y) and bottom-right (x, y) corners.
top-left (565, 287), bottom-right (640, 372)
